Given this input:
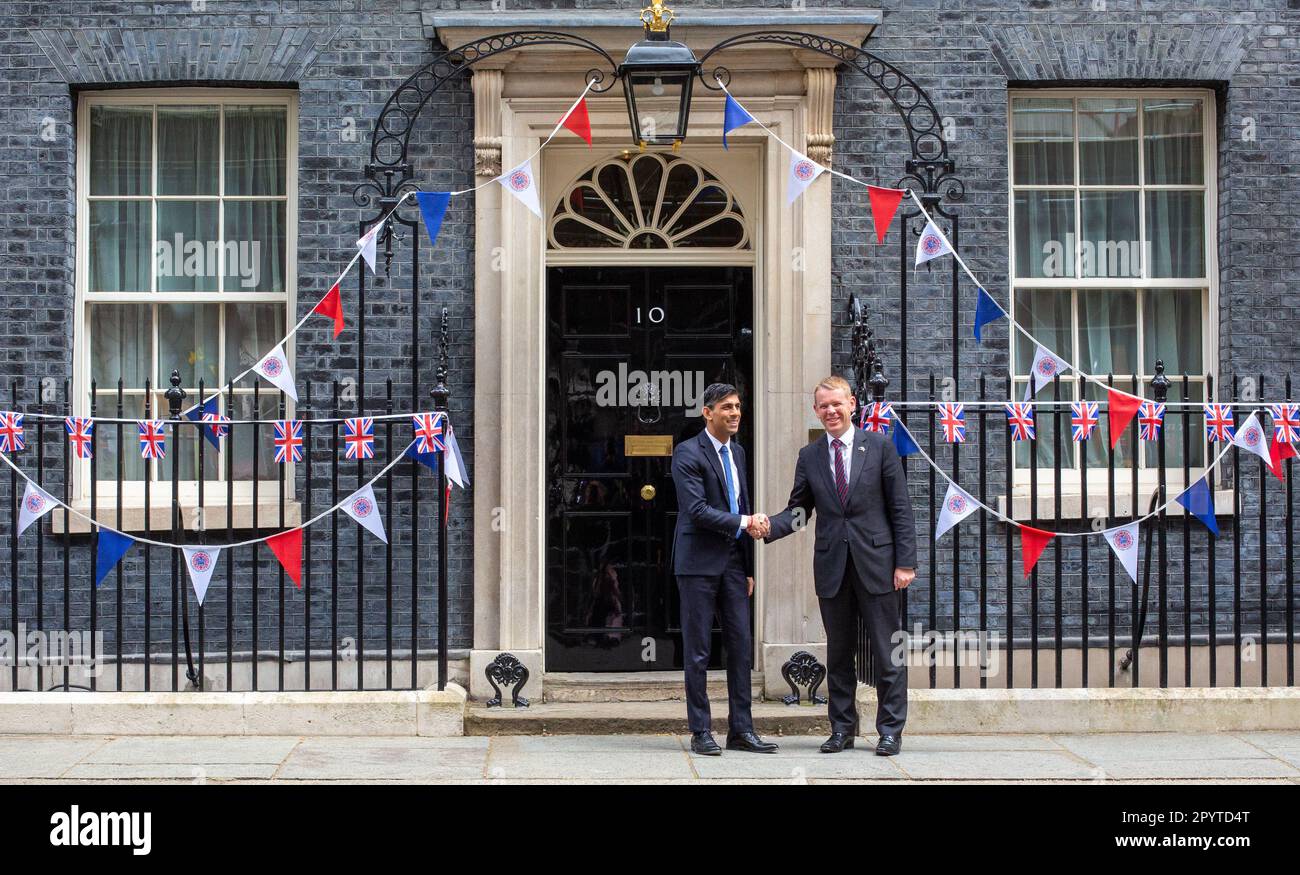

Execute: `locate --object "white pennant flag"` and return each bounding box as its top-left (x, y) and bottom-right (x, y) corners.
top-left (787, 150), bottom-right (826, 204)
top-left (17, 481), bottom-right (57, 537)
top-left (445, 422), bottom-right (469, 489)
top-left (182, 546), bottom-right (221, 606)
top-left (935, 482), bottom-right (979, 541)
top-left (342, 483), bottom-right (388, 544)
top-left (498, 159), bottom-right (542, 218)
top-left (1231, 412), bottom-right (1272, 465)
top-left (356, 223), bottom-right (380, 274)
top-left (1103, 523), bottom-right (1140, 584)
top-left (915, 219), bottom-right (954, 266)
top-left (1024, 345), bottom-right (1071, 400)
top-left (253, 344), bottom-right (298, 403)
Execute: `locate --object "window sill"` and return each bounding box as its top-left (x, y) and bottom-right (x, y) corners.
top-left (51, 495), bottom-right (303, 535)
top-left (996, 486), bottom-right (1234, 522)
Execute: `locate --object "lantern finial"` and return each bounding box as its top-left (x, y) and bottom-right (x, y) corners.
top-left (640, 1), bottom-right (674, 35)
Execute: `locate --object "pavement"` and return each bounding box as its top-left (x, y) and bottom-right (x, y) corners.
top-left (2, 731), bottom-right (1300, 783)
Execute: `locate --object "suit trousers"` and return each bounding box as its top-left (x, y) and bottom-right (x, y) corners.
top-left (676, 539), bottom-right (753, 734)
top-left (819, 554), bottom-right (907, 736)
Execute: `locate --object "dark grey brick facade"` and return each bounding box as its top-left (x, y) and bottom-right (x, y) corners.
top-left (0, 1), bottom-right (1296, 682)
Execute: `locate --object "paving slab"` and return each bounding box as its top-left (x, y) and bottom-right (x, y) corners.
top-left (64, 762), bottom-right (281, 781)
top-left (83, 736), bottom-right (300, 765)
top-left (500, 734), bottom-right (686, 754)
top-left (486, 738), bottom-right (693, 780)
top-left (1093, 758), bottom-right (1300, 780)
top-left (276, 736), bottom-right (489, 781)
top-left (893, 750), bottom-right (1103, 781)
top-left (1051, 732), bottom-right (1272, 762)
top-left (898, 734), bottom-right (1064, 752)
top-left (1236, 731), bottom-right (1300, 768)
top-left (0, 736), bottom-right (106, 779)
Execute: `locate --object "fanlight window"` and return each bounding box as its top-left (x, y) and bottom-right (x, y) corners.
top-left (549, 153), bottom-right (749, 250)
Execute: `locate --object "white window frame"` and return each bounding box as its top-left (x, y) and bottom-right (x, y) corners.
top-left (71, 88), bottom-right (299, 524)
top-left (1005, 87), bottom-right (1220, 508)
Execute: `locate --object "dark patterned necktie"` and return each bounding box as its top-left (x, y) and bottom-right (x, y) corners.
top-left (832, 438), bottom-right (848, 505)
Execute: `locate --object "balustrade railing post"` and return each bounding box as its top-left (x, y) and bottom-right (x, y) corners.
top-left (165, 369), bottom-right (185, 692)
top-left (432, 307), bottom-right (451, 692)
top-left (1152, 361), bottom-right (1170, 688)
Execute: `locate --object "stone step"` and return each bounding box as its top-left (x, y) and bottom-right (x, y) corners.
top-left (465, 700), bottom-right (833, 736)
top-left (542, 671), bottom-right (764, 703)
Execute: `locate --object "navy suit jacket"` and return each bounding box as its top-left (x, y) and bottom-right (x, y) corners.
top-left (766, 426), bottom-right (918, 597)
top-left (671, 429), bottom-right (756, 578)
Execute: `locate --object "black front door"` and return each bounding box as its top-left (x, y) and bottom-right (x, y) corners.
top-left (545, 265), bottom-right (754, 672)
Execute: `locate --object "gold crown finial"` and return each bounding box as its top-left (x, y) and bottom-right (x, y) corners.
top-left (640, 0), bottom-right (675, 33)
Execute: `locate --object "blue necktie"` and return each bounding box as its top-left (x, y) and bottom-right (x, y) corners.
top-left (719, 444), bottom-right (741, 539)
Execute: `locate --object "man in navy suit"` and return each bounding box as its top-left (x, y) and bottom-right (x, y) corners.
top-left (765, 375), bottom-right (917, 756)
top-left (671, 383), bottom-right (778, 755)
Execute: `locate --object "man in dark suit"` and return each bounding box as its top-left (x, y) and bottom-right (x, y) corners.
top-left (671, 383), bottom-right (778, 756)
top-left (765, 375), bottom-right (917, 755)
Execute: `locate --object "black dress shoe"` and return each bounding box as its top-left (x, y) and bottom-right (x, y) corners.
top-left (725, 731), bottom-right (779, 753)
top-left (690, 731), bottom-right (722, 756)
top-left (875, 734), bottom-right (902, 756)
top-left (820, 732), bottom-right (855, 754)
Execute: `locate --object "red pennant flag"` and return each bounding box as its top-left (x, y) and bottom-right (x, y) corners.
top-left (313, 283), bottom-right (345, 339)
top-left (1107, 389), bottom-right (1144, 449)
top-left (1020, 525), bottom-right (1055, 579)
top-left (867, 185), bottom-right (905, 244)
top-left (561, 97), bottom-right (592, 146)
top-left (266, 529), bottom-right (303, 589)
top-left (1268, 435), bottom-right (1297, 481)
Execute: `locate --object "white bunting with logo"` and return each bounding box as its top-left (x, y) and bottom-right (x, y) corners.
top-left (1231, 412), bottom-right (1273, 465)
top-left (935, 482), bottom-right (979, 541)
top-left (253, 344), bottom-right (298, 402)
top-left (342, 483), bottom-right (388, 544)
top-left (1103, 523), bottom-right (1140, 584)
top-left (356, 223), bottom-right (380, 274)
top-left (915, 219), bottom-right (954, 266)
top-left (497, 158), bottom-right (542, 218)
top-left (17, 481), bottom-right (56, 537)
top-left (182, 546), bottom-right (221, 606)
top-left (787, 150), bottom-right (826, 204)
top-left (1025, 345), bottom-right (1072, 400)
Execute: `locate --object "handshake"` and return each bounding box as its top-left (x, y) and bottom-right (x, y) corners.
top-left (745, 513), bottom-right (771, 539)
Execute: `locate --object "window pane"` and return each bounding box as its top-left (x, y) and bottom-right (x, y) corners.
top-left (1142, 289), bottom-right (1203, 375)
top-left (1142, 380), bottom-right (1205, 469)
top-left (1083, 378), bottom-right (1137, 469)
top-left (1013, 289), bottom-right (1073, 374)
top-left (224, 106), bottom-right (287, 196)
top-left (90, 304), bottom-right (151, 392)
top-left (223, 201), bottom-right (286, 292)
top-left (1078, 290), bottom-right (1137, 376)
top-left (1011, 98), bottom-right (1074, 185)
top-left (1080, 191), bottom-right (1140, 278)
top-left (93, 395), bottom-right (147, 482)
top-left (1014, 191), bottom-right (1075, 278)
top-left (156, 201), bottom-right (220, 292)
top-left (158, 303), bottom-right (219, 390)
top-left (1013, 381), bottom-right (1067, 469)
top-left (226, 392), bottom-right (282, 481)
top-left (1145, 191), bottom-right (1204, 277)
top-left (225, 304), bottom-right (286, 380)
top-left (1143, 98), bottom-right (1203, 185)
top-left (89, 106), bottom-right (151, 196)
top-left (157, 106), bottom-right (219, 196)
top-left (1078, 98), bottom-right (1138, 185)
top-left (89, 201), bottom-right (151, 293)
top-left (173, 413), bottom-right (220, 481)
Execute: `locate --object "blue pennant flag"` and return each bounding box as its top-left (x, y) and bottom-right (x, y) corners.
top-left (722, 94), bottom-right (755, 150)
top-left (95, 529), bottom-right (135, 587)
top-left (1175, 476), bottom-right (1219, 536)
top-left (891, 418), bottom-right (920, 457)
top-left (973, 287), bottom-right (1006, 344)
top-left (185, 396), bottom-right (221, 450)
top-left (405, 441), bottom-right (439, 473)
top-left (414, 192), bottom-right (451, 249)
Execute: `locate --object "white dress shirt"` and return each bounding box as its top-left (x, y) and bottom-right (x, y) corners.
top-left (704, 429), bottom-right (748, 536)
top-left (826, 426), bottom-right (855, 484)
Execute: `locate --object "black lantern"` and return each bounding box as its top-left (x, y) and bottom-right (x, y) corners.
top-left (619, 1), bottom-right (700, 148)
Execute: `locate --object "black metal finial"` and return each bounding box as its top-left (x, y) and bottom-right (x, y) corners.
top-left (1152, 359), bottom-right (1170, 403)
top-left (165, 369), bottom-right (186, 418)
top-left (431, 307), bottom-right (450, 411)
top-left (869, 354), bottom-right (889, 403)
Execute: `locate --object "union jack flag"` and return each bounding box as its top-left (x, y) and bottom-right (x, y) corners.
top-left (1004, 402), bottom-right (1035, 442)
top-left (65, 416), bottom-right (94, 459)
top-left (202, 413), bottom-right (230, 441)
top-left (138, 420), bottom-right (166, 460)
top-left (1203, 403), bottom-right (1235, 443)
top-left (1138, 401), bottom-right (1165, 442)
top-left (860, 401), bottom-right (893, 434)
top-left (0, 412), bottom-right (23, 453)
top-left (343, 417), bottom-right (375, 460)
top-left (1070, 400), bottom-right (1100, 442)
top-left (274, 420), bottom-right (303, 464)
top-left (412, 412), bottom-right (446, 454)
top-left (937, 403), bottom-right (966, 443)
top-left (1270, 403), bottom-right (1300, 444)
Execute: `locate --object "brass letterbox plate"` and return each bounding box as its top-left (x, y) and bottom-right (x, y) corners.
top-left (625, 435), bottom-right (674, 457)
